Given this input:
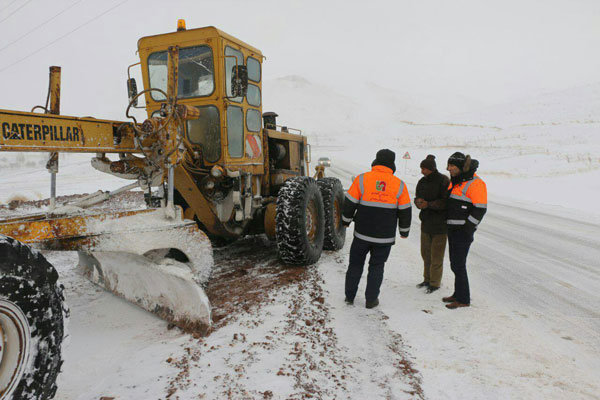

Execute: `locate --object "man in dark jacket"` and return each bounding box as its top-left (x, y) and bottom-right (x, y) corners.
top-left (342, 149), bottom-right (412, 309)
top-left (443, 152), bottom-right (487, 309)
top-left (414, 155), bottom-right (449, 294)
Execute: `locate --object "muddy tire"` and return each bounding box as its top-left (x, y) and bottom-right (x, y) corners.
top-left (0, 236), bottom-right (68, 400)
top-left (317, 177), bottom-right (346, 251)
top-left (276, 177), bottom-right (325, 265)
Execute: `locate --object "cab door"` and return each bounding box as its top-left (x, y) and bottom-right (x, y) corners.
top-left (223, 41), bottom-right (264, 176)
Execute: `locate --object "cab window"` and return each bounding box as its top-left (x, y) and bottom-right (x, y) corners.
top-left (246, 109), bottom-right (261, 132)
top-left (247, 84), bottom-right (261, 107)
top-left (227, 106), bottom-right (244, 158)
top-left (186, 106), bottom-right (221, 162)
top-left (148, 45), bottom-right (214, 101)
top-left (247, 57), bottom-right (261, 82)
top-left (225, 46), bottom-right (244, 102)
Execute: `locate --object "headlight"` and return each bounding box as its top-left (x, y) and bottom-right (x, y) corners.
top-left (211, 165), bottom-right (224, 178)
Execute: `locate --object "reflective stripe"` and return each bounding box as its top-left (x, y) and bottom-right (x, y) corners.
top-left (447, 219), bottom-right (466, 225)
top-left (474, 203), bottom-right (487, 209)
top-left (342, 216), bottom-right (353, 223)
top-left (359, 174), bottom-right (364, 195)
top-left (354, 232), bottom-right (395, 244)
top-left (451, 176), bottom-right (480, 202)
top-left (398, 227), bottom-right (410, 232)
top-left (450, 193), bottom-right (472, 203)
top-left (468, 215), bottom-right (480, 225)
top-left (396, 180), bottom-right (404, 199)
top-left (345, 192), bottom-right (359, 203)
top-left (397, 203), bottom-right (411, 210)
top-left (359, 200), bottom-right (398, 209)
top-left (461, 177), bottom-right (478, 194)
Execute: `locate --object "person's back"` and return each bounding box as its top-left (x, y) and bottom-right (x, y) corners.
top-left (349, 165), bottom-right (410, 244)
top-left (342, 149), bottom-right (411, 308)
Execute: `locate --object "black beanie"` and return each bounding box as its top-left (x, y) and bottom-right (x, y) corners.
top-left (420, 154), bottom-right (437, 171)
top-left (371, 149), bottom-right (396, 173)
top-left (448, 151), bottom-right (466, 169)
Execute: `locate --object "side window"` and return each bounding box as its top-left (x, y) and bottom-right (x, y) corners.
top-left (186, 106), bottom-right (221, 163)
top-left (247, 57), bottom-right (261, 82)
top-left (227, 106), bottom-right (244, 158)
top-left (246, 109), bottom-right (261, 132)
top-left (247, 84), bottom-right (261, 107)
top-left (225, 46), bottom-right (244, 102)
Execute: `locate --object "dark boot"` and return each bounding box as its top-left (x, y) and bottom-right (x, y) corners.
top-left (426, 286), bottom-right (439, 294)
top-left (416, 281), bottom-right (429, 288)
top-left (366, 299), bottom-right (379, 309)
top-left (345, 297), bottom-right (354, 305)
top-left (442, 295), bottom-right (456, 303)
top-left (446, 301), bottom-right (469, 309)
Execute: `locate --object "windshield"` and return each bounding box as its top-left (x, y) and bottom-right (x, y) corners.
top-left (148, 45), bottom-right (214, 101)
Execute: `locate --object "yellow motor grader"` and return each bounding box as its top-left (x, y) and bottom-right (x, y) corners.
top-left (0, 22), bottom-right (345, 399)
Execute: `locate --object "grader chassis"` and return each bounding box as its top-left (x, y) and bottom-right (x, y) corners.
top-left (0, 22), bottom-right (346, 399)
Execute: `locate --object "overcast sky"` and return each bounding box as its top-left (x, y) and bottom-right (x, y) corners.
top-left (1, 0), bottom-right (600, 118)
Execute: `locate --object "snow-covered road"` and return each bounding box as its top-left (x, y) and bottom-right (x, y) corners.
top-left (324, 161), bottom-right (600, 399)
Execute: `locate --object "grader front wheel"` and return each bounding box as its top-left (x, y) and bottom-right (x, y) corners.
top-left (275, 177), bottom-right (325, 265)
top-left (0, 236), bottom-right (67, 400)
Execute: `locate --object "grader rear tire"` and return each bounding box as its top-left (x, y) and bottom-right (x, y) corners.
top-left (276, 177), bottom-right (325, 265)
top-left (317, 177), bottom-right (346, 251)
top-left (0, 236), bottom-right (68, 400)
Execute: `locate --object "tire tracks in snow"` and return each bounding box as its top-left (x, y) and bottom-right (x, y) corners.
top-left (165, 242), bottom-right (424, 399)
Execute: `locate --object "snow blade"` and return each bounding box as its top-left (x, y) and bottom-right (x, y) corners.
top-left (0, 208), bottom-right (214, 335)
top-left (77, 212), bottom-right (213, 335)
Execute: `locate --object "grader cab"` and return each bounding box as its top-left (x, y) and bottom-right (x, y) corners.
top-left (0, 22), bottom-right (345, 399)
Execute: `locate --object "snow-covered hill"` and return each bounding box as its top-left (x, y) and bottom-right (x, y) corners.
top-left (265, 76), bottom-right (600, 215)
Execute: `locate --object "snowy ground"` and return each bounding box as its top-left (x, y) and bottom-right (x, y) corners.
top-left (31, 189), bottom-right (599, 400)
top-left (1, 160), bottom-right (597, 399)
top-left (1, 79), bottom-right (599, 399)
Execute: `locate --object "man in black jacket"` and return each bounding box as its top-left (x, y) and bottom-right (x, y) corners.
top-left (414, 155), bottom-right (449, 293)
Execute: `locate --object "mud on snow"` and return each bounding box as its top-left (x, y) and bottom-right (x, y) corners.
top-left (165, 237), bottom-right (424, 399)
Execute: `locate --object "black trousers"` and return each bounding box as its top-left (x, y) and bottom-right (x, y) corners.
top-left (447, 229), bottom-right (474, 304)
top-left (345, 237), bottom-right (392, 302)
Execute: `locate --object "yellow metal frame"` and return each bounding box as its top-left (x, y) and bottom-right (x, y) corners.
top-left (0, 110), bottom-right (138, 153)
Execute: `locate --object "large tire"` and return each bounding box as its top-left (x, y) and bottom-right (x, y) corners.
top-left (276, 177), bottom-right (325, 265)
top-left (317, 177), bottom-right (346, 251)
top-left (0, 236), bottom-right (68, 400)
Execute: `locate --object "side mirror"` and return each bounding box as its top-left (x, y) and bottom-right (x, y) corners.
top-left (127, 78), bottom-right (138, 107)
top-left (318, 157), bottom-right (331, 167)
top-left (231, 65), bottom-right (248, 98)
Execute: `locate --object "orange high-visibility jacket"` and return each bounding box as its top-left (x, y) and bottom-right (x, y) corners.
top-left (343, 165), bottom-right (411, 244)
top-left (447, 174), bottom-right (487, 231)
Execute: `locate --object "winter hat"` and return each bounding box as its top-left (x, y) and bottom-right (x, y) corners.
top-left (447, 152), bottom-right (466, 170)
top-left (371, 149), bottom-right (396, 173)
top-left (420, 154), bottom-right (437, 171)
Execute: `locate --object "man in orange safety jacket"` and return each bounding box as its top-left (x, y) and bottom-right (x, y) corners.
top-left (443, 152), bottom-right (487, 309)
top-left (342, 149), bottom-right (412, 309)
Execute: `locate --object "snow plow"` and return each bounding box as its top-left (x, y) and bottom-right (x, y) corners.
top-left (0, 22), bottom-right (345, 399)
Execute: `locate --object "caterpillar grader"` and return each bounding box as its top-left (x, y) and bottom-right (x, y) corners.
top-left (0, 21), bottom-right (346, 399)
